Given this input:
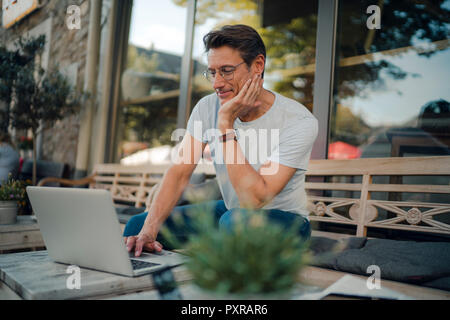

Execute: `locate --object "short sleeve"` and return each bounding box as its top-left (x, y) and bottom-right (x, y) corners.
top-left (186, 104), bottom-right (206, 143)
top-left (268, 116), bottom-right (318, 170)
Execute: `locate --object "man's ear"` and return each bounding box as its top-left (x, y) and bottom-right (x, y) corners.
top-left (252, 54), bottom-right (265, 76)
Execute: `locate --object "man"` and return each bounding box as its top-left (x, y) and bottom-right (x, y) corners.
top-left (124, 25), bottom-right (318, 256)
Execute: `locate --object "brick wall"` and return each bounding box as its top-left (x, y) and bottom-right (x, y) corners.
top-left (0, 0), bottom-right (91, 175)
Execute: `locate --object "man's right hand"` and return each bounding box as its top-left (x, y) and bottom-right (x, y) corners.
top-left (124, 233), bottom-right (163, 257)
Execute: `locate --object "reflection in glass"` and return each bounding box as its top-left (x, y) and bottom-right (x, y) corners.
top-left (328, 0), bottom-right (450, 229)
top-left (190, 0), bottom-right (318, 113)
top-left (330, 0), bottom-right (450, 159)
top-left (115, 0), bottom-right (188, 164)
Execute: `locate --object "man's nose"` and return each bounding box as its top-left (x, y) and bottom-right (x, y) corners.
top-left (212, 73), bottom-right (226, 90)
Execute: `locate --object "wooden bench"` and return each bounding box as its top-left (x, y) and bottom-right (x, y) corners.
top-left (38, 162), bottom-right (216, 209)
top-left (21, 156), bottom-right (450, 297)
top-left (38, 156), bottom-right (450, 239)
top-left (304, 156), bottom-right (450, 239)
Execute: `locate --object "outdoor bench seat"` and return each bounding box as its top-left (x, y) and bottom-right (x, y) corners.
top-left (305, 156), bottom-right (450, 292)
top-left (38, 156), bottom-right (450, 293)
top-left (308, 236), bottom-right (450, 291)
top-left (37, 162), bottom-right (218, 225)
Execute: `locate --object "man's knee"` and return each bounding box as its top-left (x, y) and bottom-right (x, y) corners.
top-left (123, 211), bottom-right (148, 237)
top-left (218, 208), bottom-right (248, 232)
top-left (298, 218), bottom-right (311, 240)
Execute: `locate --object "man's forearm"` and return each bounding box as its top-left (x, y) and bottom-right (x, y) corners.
top-left (140, 164), bottom-right (193, 238)
top-left (222, 137), bottom-right (268, 208)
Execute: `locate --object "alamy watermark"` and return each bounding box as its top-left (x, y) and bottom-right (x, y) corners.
top-left (171, 121), bottom-right (281, 175)
top-left (66, 5), bottom-right (81, 30)
top-left (366, 265), bottom-right (381, 290)
top-left (66, 265), bottom-right (81, 290)
top-left (367, 5), bottom-right (381, 30)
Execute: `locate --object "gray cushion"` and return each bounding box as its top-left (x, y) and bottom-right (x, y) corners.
top-left (114, 176), bottom-right (221, 223)
top-left (335, 239), bottom-right (450, 284)
top-left (310, 237), bottom-right (450, 290)
top-left (309, 236), bottom-right (367, 269)
top-left (180, 178), bottom-right (222, 204)
top-left (423, 277), bottom-right (450, 291)
top-left (115, 206), bottom-right (146, 224)
top-left (115, 206), bottom-right (146, 216)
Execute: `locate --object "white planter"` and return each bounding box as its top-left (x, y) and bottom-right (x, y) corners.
top-left (0, 201), bottom-right (18, 225)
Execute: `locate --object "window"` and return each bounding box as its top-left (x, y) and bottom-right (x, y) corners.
top-left (115, 0), bottom-right (188, 165)
top-left (190, 0), bottom-right (318, 113)
top-left (330, 0), bottom-right (450, 159)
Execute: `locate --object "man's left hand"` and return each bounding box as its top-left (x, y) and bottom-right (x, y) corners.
top-left (218, 74), bottom-right (263, 132)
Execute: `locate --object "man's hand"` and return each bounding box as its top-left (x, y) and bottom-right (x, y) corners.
top-left (124, 233), bottom-right (163, 257)
top-left (218, 74), bottom-right (263, 132)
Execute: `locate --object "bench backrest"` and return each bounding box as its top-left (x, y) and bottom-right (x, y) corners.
top-left (90, 162), bottom-right (215, 208)
top-left (305, 156), bottom-right (450, 237)
top-left (89, 156), bottom-right (450, 238)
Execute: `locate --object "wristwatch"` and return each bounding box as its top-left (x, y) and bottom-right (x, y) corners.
top-left (220, 130), bottom-right (238, 142)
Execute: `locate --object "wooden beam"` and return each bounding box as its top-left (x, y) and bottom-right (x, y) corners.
top-left (121, 89), bottom-right (181, 106)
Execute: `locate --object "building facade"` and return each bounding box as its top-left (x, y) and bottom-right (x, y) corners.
top-left (1, 0), bottom-right (449, 176)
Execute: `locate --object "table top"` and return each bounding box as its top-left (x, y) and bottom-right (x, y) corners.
top-left (0, 250), bottom-right (322, 300)
top-left (0, 216), bottom-right (40, 232)
top-left (1, 250), bottom-right (449, 300)
top-left (0, 250), bottom-right (190, 300)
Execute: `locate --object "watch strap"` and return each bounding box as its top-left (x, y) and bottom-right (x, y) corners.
top-left (220, 131), bottom-right (238, 142)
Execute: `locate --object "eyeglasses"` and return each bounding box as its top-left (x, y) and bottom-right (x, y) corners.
top-left (203, 61), bottom-right (246, 83)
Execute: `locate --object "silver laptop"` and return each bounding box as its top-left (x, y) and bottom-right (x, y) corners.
top-left (26, 186), bottom-right (186, 277)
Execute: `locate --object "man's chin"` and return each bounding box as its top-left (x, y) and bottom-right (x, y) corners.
top-left (217, 91), bottom-right (234, 104)
top-left (218, 97), bottom-right (230, 106)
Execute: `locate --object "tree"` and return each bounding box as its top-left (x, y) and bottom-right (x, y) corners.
top-left (1, 36), bottom-right (84, 185)
top-left (0, 36), bottom-right (42, 133)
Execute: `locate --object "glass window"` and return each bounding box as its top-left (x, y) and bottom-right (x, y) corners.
top-left (330, 0), bottom-right (450, 159)
top-left (115, 0), bottom-right (188, 164)
top-left (190, 0), bottom-right (318, 113)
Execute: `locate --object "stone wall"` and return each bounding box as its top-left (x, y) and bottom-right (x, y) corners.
top-left (0, 0), bottom-right (91, 175)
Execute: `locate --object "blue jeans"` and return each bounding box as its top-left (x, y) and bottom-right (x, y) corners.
top-left (123, 200), bottom-right (311, 249)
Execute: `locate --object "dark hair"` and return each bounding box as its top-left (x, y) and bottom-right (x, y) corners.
top-left (203, 24), bottom-right (266, 76)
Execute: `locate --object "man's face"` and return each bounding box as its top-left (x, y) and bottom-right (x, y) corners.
top-left (207, 46), bottom-right (252, 105)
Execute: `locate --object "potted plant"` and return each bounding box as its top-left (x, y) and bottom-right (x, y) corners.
top-left (0, 175), bottom-right (27, 224)
top-left (161, 209), bottom-right (310, 299)
top-left (1, 35), bottom-right (84, 185)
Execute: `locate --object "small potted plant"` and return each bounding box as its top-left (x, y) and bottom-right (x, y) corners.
top-left (161, 208), bottom-right (310, 299)
top-left (0, 175), bottom-right (27, 224)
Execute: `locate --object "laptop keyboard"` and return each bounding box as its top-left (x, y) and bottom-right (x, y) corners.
top-left (131, 259), bottom-right (160, 270)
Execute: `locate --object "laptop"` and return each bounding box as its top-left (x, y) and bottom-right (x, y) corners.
top-left (26, 186), bottom-right (186, 277)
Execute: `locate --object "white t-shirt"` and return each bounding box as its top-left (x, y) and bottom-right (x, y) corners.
top-left (186, 91), bottom-right (318, 217)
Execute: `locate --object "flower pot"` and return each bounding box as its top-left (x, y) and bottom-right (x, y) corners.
top-left (0, 201), bottom-right (18, 224)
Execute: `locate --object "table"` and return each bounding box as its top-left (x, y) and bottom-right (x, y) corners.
top-left (1, 251), bottom-right (449, 300)
top-left (0, 216), bottom-right (45, 253)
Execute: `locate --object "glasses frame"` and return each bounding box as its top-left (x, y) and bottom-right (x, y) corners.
top-left (203, 61), bottom-right (246, 83)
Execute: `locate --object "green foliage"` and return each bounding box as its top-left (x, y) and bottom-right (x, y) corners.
top-left (332, 104), bottom-right (372, 146)
top-left (0, 35), bottom-right (84, 185)
top-left (0, 35), bottom-right (83, 135)
top-left (0, 174), bottom-right (28, 205)
top-left (127, 46), bottom-right (160, 73)
top-left (0, 36), bottom-right (45, 133)
top-left (161, 208), bottom-right (309, 296)
top-left (11, 63), bottom-right (81, 134)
